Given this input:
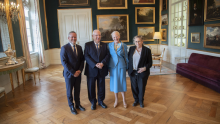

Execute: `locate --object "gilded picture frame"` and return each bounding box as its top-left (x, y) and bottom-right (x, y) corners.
top-left (162, 0), bottom-right (167, 11)
top-left (137, 27), bottom-right (155, 41)
top-left (189, 0), bottom-right (204, 26)
top-left (97, 14), bottom-right (129, 43)
top-left (133, 0), bottom-right (155, 5)
top-left (97, 0), bottom-right (128, 10)
top-left (161, 29), bottom-right (167, 41)
top-left (135, 7), bottom-right (155, 24)
top-left (204, 23), bottom-right (220, 49)
top-left (204, 0), bottom-right (220, 22)
top-left (161, 14), bottom-right (168, 25)
top-left (58, 0), bottom-right (90, 7)
top-left (191, 32), bottom-right (200, 43)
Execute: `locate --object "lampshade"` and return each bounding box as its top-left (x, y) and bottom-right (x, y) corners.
top-left (153, 32), bottom-right (162, 39)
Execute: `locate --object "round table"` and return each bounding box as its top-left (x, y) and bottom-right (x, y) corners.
top-left (0, 61), bottom-right (25, 96)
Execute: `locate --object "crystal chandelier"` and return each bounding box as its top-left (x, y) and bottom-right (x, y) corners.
top-left (9, 2), bottom-right (20, 24)
top-left (0, 3), bottom-right (7, 23)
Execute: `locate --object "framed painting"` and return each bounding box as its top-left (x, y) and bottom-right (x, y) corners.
top-left (161, 29), bottom-right (167, 41)
top-left (97, 0), bottom-right (127, 9)
top-left (162, 0), bottom-right (167, 11)
top-left (204, 23), bottom-right (220, 49)
top-left (191, 33), bottom-right (200, 43)
top-left (135, 7), bottom-right (155, 24)
top-left (161, 14), bottom-right (168, 25)
top-left (59, 0), bottom-right (90, 7)
top-left (97, 14), bottom-right (129, 43)
top-left (0, 28), bottom-right (3, 52)
top-left (133, 0), bottom-right (155, 4)
top-left (189, 0), bottom-right (204, 26)
top-left (137, 27), bottom-right (155, 41)
top-left (205, 0), bottom-right (220, 21)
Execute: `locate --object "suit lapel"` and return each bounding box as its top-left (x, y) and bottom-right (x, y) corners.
top-left (138, 46), bottom-right (145, 66)
top-left (67, 43), bottom-right (77, 60)
top-left (91, 41), bottom-right (98, 55)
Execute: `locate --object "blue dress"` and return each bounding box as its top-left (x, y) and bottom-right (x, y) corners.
top-left (108, 42), bottom-right (129, 93)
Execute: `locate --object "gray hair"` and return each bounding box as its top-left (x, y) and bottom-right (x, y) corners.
top-left (133, 35), bottom-right (143, 43)
top-left (68, 31), bottom-right (76, 37)
top-left (111, 31), bottom-right (120, 37)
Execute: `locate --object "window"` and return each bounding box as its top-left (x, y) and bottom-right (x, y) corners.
top-left (170, 0), bottom-right (187, 47)
top-left (24, 8), bottom-right (34, 52)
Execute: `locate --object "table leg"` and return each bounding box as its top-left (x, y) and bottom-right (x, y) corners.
top-left (9, 73), bottom-right (15, 96)
top-left (16, 71), bottom-right (20, 86)
top-left (21, 68), bottom-right (25, 89)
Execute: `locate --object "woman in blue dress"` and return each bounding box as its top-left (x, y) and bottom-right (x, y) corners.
top-left (108, 31), bottom-right (129, 108)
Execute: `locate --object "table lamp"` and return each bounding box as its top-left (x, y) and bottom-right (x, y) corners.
top-left (153, 32), bottom-right (162, 54)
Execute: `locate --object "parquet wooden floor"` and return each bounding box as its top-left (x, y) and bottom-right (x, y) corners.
top-left (0, 65), bottom-right (220, 124)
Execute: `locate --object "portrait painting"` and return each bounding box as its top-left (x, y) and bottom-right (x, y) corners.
top-left (189, 0), bottom-right (204, 26)
top-left (162, 0), bottom-right (167, 11)
top-left (205, 0), bottom-right (220, 21)
top-left (191, 33), bottom-right (200, 43)
top-left (97, 14), bottom-right (129, 43)
top-left (204, 23), bottom-right (220, 49)
top-left (97, 0), bottom-right (127, 9)
top-left (133, 0), bottom-right (155, 4)
top-left (59, 0), bottom-right (90, 7)
top-left (137, 27), bottom-right (155, 41)
top-left (135, 7), bottom-right (155, 24)
top-left (161, 29), bottom-right (167, 41)
top-left (162, 14), bottom-right (168, 25)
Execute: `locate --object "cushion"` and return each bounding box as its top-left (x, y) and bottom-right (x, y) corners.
top-left (177, 63), bottom-right (220, 83)
top-left (25, 67), bottom-right (39, 72)
top-left (0, 87), bottom-right (5, 93)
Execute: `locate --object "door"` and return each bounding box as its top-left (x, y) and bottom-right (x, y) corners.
top-left (58, 8), bottom-right (93, 50)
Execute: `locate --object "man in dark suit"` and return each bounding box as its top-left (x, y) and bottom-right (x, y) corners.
top-left (60, 31), bottom-right (85, 115)
top-left (84, 30), bottom-right (110, 110)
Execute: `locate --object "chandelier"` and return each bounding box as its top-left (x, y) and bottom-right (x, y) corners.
top-left (9, 2), bottom-right (20, 23)
top-left (0, 3), bottom-right (7, 23)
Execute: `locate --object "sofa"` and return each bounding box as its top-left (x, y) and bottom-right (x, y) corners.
top-left (176, 53), bottom-right (220, 93)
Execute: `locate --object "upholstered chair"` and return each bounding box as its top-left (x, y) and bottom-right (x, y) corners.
top-left (24, 67), bottom-right (40, 85)
top-left (152, 48), bottom-right (165, 72)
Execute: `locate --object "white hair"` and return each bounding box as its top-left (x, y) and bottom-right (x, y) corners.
top-left (111, 31), bottom-right (120, 37)
top-left (93, 29), bottom-right (101, 35)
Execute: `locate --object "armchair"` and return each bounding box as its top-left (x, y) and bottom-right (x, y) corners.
top-left (152, 48), bottom-right (165, 72)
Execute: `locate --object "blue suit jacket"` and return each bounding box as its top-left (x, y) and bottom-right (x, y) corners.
top-left (60, 43), bottom-right (84, 78)
top-left (108, 42), bottom-right (129, 69)
top-left (84, 41), bottom-right (110, 77)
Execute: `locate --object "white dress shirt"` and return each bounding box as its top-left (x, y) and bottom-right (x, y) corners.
top-left (133, 49), bottom-right (141, 70)
top-left (69, 42), bottom-right (78, 56)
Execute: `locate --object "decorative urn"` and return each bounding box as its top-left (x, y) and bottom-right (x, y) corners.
top-left (4, 44), bottom-right (18, 65)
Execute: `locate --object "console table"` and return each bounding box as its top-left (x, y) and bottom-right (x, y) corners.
top-left (0, 61), bottom-right (25, 96)
top-left (175, 57), bottom-right (189, 63)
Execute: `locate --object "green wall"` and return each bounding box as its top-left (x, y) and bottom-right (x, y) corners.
top-left (161, 0), bottom-right (169, 45)
top-left (45, 0), bottom-right (161, 48)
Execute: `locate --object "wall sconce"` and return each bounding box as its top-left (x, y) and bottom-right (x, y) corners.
top-left (0, 3), bottom-right (6, 23)
top-left (9, 2), bottom-right (20, 23)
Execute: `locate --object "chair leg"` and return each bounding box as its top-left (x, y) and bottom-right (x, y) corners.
top-left (38, 70), bottom-right (40, 81)
top-left (160, 65), bottom-right (162, 73)
top-left (33, 72), bottom-right (36, 85)
top-left (4, 92), bottom-right (8, 107)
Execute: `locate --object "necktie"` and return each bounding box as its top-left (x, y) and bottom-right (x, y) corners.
top-left (73, 45), bottom-right (77, 56)
top-left (96, 44), bottom-right (99, 55)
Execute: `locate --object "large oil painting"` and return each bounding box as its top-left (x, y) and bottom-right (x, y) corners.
top-left (137, 27), bottom-right (155, 41)
top-left (98, 0), bottom-right (127, 9)
top-left (204, 23), bottom-right (220, 49)
top-left (135, 7), bottom-right (155, 24)
top-left (97, 15), bottom-right (129, 43)
top-left (162, 0), bottom-right (167, 11)
top-left (59, 0), bottom-right (90, 7)
top-left (133, 0), bottom-right (155, 4)
top-left (189, 0), bottom-right (204, 26)
top-left (205, 0), bottom-right (220, 21)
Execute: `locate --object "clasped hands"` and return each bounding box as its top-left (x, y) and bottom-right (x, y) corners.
top-left (96, 63), bottom-right (104, 69)
top-left (137, 67), bottom-right (146, 73)
top-left (73, 70), bottom-right (81, 77)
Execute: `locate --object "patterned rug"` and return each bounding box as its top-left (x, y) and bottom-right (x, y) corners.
top-left (105, 66), bottom-right (176, 78)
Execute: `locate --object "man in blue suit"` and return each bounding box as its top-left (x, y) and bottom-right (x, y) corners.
top-left (60, 31), bottom-right (85, 115)
top-left (84, 30), bottom-right (110, 110)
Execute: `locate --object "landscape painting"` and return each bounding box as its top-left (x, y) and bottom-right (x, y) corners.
top-left (98, 0), bottom-right (127, 9)
top-left (135, 7), bottom-right (155, 24)
top-left (133, 0), bottom-right (155, 4)
top-left (191, 33), bottom-right (200, 43)
top-left (138, 27), bottom-right (155, 41)
top-left (161, 29), bottom-right (167, 41)
top-left (162, 14), bottom-right (168, 25)
top-left (97, 15), bottom-right (129, 42)
top-left (205, 0), bottom-right (220, 21)
top-left (204, 24), bottom-right (220, 49)
top-left (59, 0), bottom-right (90, 6)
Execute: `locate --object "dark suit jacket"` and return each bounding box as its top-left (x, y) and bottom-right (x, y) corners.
top-left (84, 41), bottom-right (110, 77)
top-left (60, 43), bottom-right (84, 78)
top-left (128, 45), bottom-right (152, 78)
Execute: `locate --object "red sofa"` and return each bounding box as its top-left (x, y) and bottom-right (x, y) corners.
top-left (176, 53), bottom-right (220, 93)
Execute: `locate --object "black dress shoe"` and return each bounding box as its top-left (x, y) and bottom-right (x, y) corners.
top-left (98, 102), bottom-right (107, 109)
top-left (75, 105), bottom-right (85, 111)
top-left (140, 103), bottom-right (144, 108)
top-left (132, 102), bottom-right (139, 106)
top-left (70, 107), bottom-right (77, 115)
top-left (91, 104), bottom-right (96, 110)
